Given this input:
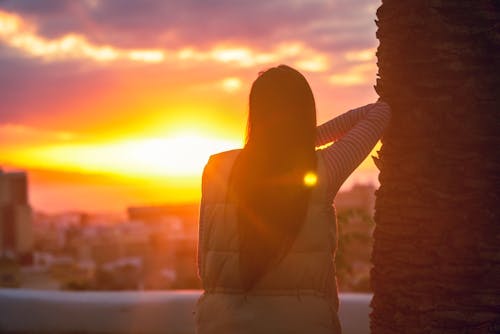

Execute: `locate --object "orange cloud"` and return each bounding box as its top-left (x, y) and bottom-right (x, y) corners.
top-left (0, 124), bottom-right (77, 144)
top-left (0, 10), bottom-right (332, 72)
top-left (0, 10), bottom-right (162, 63)
top-left (329, 48), bottom-right (377, 86)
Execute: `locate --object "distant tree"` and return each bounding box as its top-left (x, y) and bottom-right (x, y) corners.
top-left (336, 209), bottom-right (374, 292)
top-left (371, 1), bottom-right (500, 333)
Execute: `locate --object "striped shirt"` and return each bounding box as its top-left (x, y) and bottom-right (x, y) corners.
top-left (316, 101), bottom-right (391, 197)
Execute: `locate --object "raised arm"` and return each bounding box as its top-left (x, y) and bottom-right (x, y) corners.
top-left (318, 101), bottom-right (391, 193)
top-left (316, 103), bottom-right (376, 147)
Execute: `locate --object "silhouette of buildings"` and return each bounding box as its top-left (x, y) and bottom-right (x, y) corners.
top-left (0, 169), bottom-right (33, 263)
top-left (126, 204), bottom-right (200, 289)
top-left (0, 169), bottom-right (33, 287)
top-left (20, 179), bottom-right (377, 291)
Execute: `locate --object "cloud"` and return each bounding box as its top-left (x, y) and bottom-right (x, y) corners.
top-left (0, 45), bottom-right (120, 124)
top-left (0, 1), bottom-right (381, 128)
top-left (0, 9), bottom-right (341, 71)
top-left (0, 124), bottom-right (77, 144)
top-left (0, 10), bottom-right (165, 62)
top-left (0, 0), bottom-right (380, 69)
top-left (1, 0), bottom-right (378, 52)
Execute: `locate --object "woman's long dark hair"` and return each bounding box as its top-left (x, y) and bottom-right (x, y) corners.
top-left (230, 65), bottom-right (317, 290)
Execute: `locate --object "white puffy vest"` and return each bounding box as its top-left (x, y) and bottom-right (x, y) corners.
top-left (196, 149), bottom-right (341, 334)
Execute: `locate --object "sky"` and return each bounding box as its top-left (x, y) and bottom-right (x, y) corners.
top-left (0, 0), bottom-right (382, 214)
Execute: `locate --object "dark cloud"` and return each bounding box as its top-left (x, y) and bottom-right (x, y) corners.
top-left (1, 0), bottom-right (72, 15)
top-left (0, 46), bottom-right (118, 124)
top-left (1, 0), bottom-right (378, 51)
top-left (1, 1), bottom-right (83, 41)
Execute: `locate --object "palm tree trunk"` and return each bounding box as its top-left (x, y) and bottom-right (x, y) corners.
top-left (371, 1), bottom-right (500, 333)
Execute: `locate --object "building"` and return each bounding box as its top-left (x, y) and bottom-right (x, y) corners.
top-left (335, 183), bottom-right (376, 215)
top-left (126, 204), bottom-right (200, 289)
top-left (127, 204), bottom-right (199, 229)
top-left (0, 169), bottom-right (33, 264)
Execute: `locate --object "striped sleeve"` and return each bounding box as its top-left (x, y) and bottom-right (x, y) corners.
top-left (316, 103), bottom-right (376, 147)
top-left (316, 101), bottom-right (391, 193)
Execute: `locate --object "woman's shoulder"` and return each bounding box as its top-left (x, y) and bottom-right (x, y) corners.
top-left (208, 148), bottom-right (242, 162)
top-left (202, 149), bottom-right (241, 196)
top-left (203, 149), bottom-right (242, 175)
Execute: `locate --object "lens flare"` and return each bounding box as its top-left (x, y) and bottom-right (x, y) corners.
top-left (303, 172), bottom-right (317, 187)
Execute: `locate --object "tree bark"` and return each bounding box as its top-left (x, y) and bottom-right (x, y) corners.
top-left (371, 1), bottom-right (500, 333)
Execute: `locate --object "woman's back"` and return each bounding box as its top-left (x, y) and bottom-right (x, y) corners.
top-left (196, 149), bottom-right (341, 334)
top-left (195, 65), bottom-right (391, 333)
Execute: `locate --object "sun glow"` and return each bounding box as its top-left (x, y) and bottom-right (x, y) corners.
top-left (221, 77), bottom-right (242, 92)
top-left (8, 133), bottom-right (241, 178)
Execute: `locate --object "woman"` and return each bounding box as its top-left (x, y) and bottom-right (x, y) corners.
top-left (196, 65), bottom-right (390, 333)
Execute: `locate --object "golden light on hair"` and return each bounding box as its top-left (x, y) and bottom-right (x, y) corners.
top-left (303, 171), bottom-right (317, 187)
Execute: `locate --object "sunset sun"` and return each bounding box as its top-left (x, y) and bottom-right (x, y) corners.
top-left (8, 132), bottom-right (241, 179)
top-left (113, 133), bottom-right (240, 177)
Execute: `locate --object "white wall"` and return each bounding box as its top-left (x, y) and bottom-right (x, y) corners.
top-left (0, 289), bottom-right (371, 333)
